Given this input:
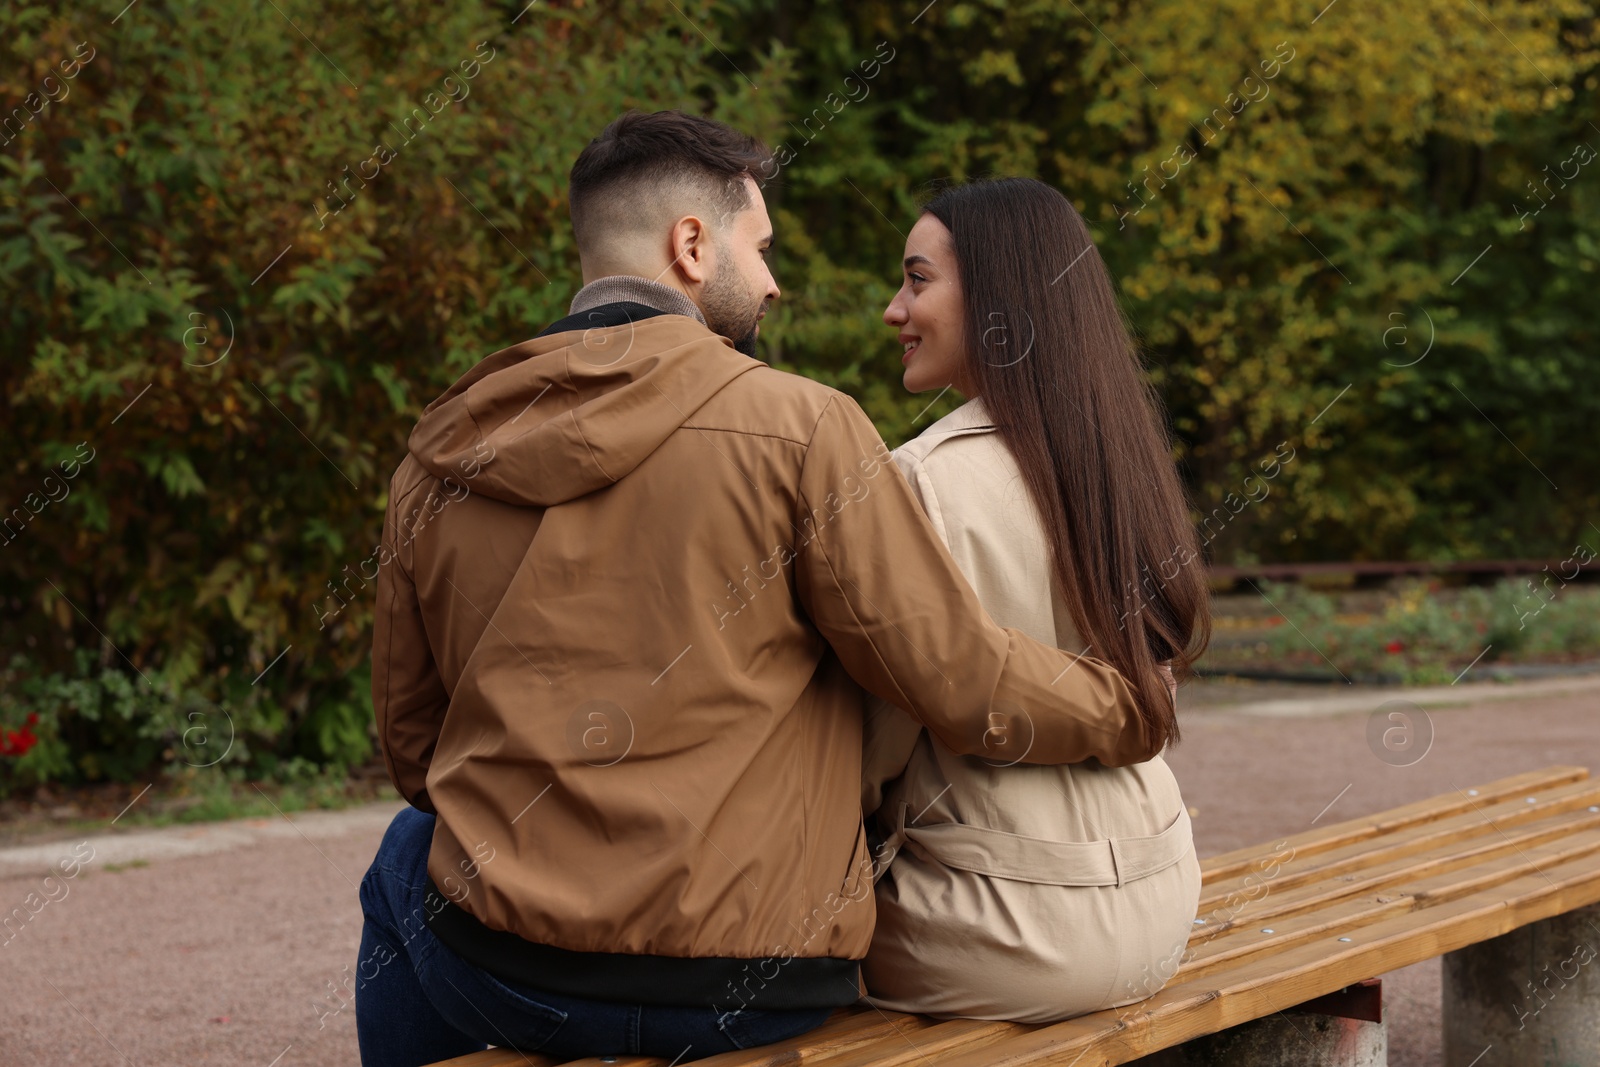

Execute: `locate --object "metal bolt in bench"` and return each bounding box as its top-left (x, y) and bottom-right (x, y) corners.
top-left (429, 765), bottom-right (1600, 1067)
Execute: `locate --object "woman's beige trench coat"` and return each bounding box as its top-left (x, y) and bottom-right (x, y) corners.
top-left (861, 396), bottom-right (1201, 1024)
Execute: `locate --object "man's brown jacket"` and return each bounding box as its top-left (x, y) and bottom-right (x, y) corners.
top-left (372, 299), bottom-right (1157, 1011)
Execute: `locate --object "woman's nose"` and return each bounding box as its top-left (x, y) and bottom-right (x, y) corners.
top-left (883, 294), bottom-right (907, 326)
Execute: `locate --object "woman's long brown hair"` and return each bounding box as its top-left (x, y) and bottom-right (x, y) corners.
top-left (923, 177), bottom-right (1210, 751)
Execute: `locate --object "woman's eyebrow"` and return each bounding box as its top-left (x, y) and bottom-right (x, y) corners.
top-left (903, 254), bottom-right (933, 269)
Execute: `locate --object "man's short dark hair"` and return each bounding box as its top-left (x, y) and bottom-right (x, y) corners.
top-left (569, 110), bottom-right (771, 252)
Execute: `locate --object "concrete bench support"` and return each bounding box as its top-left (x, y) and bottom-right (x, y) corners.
top-left (1443, 901), bottom-right (1600, 1066)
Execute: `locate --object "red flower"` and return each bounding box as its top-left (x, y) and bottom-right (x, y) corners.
top-left (1, 726), bottom-right (38, 758)
top-left (1385, 640), bottom-right (1405, 654)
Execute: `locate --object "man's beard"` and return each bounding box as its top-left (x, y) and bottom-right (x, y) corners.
top-left (701, 260), bottom-right (764, 358)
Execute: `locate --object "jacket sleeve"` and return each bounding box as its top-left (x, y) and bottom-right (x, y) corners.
top-left (859, 447), bottom-right (933, 815)
top-left (371, 478), bottom-right (449, 813)
top-left (795, 394), bottom-right (1158, 768)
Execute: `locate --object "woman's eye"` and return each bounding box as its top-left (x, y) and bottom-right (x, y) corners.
top-left (908, 272), bottom-right (927, 284)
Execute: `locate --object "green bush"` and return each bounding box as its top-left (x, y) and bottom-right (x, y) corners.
top-left (0, 650), bottom-right (365, 797)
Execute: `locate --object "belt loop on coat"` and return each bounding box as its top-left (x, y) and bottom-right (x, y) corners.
top-left (1108, 836), bottom-right (1127, 888)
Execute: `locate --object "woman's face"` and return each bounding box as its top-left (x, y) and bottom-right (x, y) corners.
top-left (884, 213), bottom-right (973, 395)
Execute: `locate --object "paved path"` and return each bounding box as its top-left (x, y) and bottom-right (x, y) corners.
top-left (2, 676), bottom-right (1596, 1066)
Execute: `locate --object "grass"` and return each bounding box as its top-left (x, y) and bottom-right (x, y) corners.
top-left (0, 763), bottom-right (399, 847)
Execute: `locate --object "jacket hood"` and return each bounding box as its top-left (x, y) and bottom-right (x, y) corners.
top-left (408, 315), bottom-right (763, 507)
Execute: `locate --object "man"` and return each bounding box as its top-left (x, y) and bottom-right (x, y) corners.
top-left (357, 110), bottom-right (1159, 1066)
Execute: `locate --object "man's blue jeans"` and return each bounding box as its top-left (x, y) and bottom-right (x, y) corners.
top-left (355, 806), bottom-right (834, 1067)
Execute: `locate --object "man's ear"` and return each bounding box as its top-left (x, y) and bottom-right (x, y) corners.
top-left (669, 214), bottom-right (712, 286)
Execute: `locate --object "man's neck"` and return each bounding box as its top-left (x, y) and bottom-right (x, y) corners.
top-left (570, 275), bottom-right (706, 327)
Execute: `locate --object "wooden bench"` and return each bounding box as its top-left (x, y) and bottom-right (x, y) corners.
top-left (430, 765), bottom-right (1600, 1066)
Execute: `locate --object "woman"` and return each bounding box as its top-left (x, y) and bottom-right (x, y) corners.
top-left (861, 177), bottom-right (1210, 1023)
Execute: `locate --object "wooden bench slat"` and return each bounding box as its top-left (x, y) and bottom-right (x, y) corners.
top-left (1180, 892), bottom-right (1417, 982)
top-left (1199, 774), bottom-right (1600, 903)
top-left (922, 846), bottom-right (1600, 1067)
top-left (1178, 824), bottom-right (1600, 982)
top-left (786, 1017), bottom-right (1027, 1067)
top-left (684, 1007), bottom-right (942, 1067)
top-left (1184, 809), bottom-right (1600, 953)
top-left (455, 1008), bottom-right (944, 1067)
top-left (1191, 802), bottom-right (1600, 939)
top-left (1198, 775), bottom-right (1600, 905)
top-left (1199, 764), bottom-right (1588, 882)
top-left (432, 1051), bottom-right (562, 1067)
